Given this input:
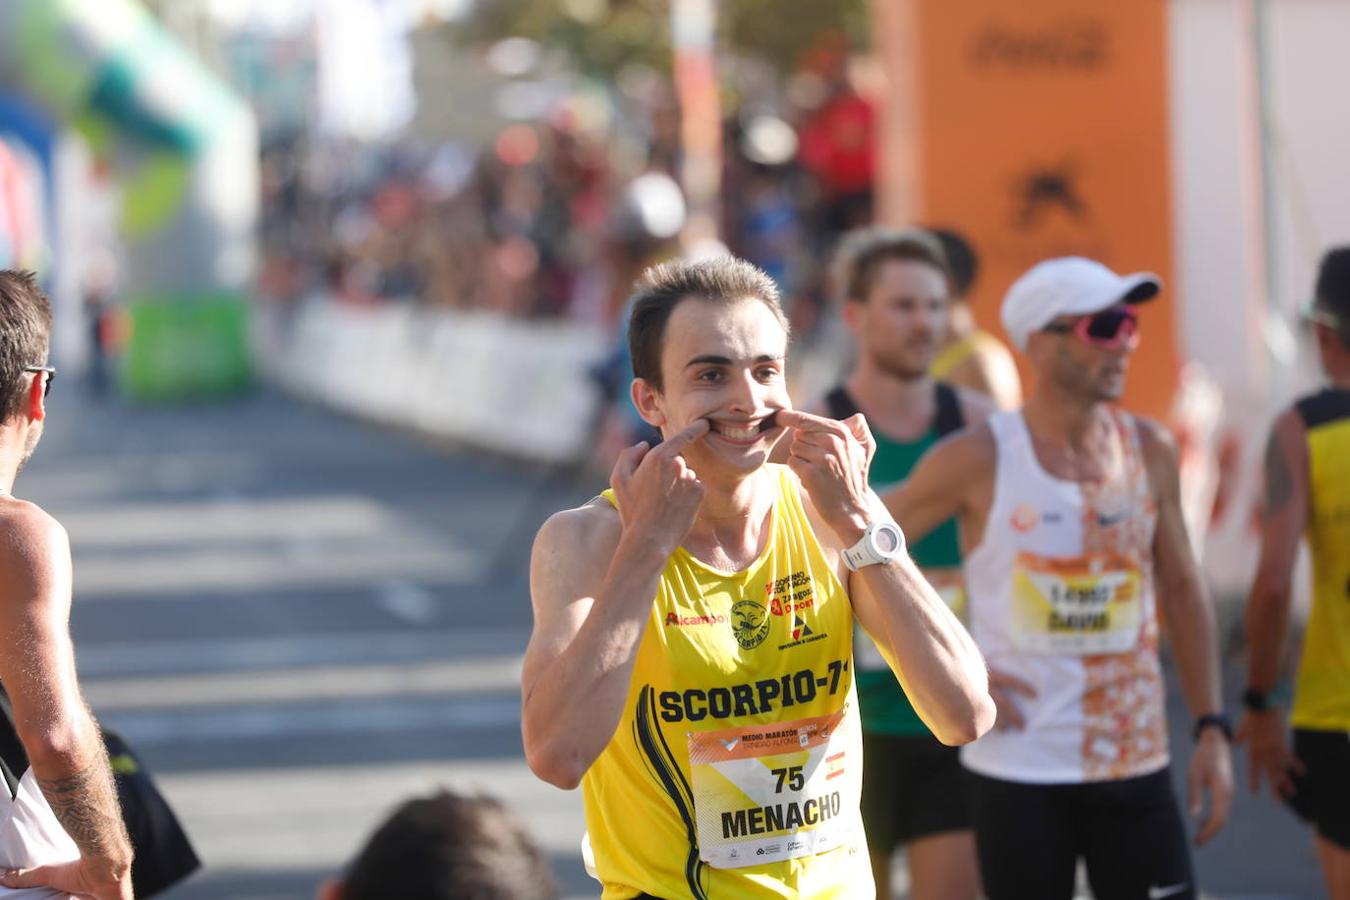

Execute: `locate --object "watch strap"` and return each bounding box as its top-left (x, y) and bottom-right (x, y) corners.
top-left (1241, 687), bottom-right (1270, 712)
top-left (1193, 713), bottom-right (1233, 742)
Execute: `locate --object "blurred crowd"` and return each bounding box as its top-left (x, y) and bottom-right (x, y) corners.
top-left (255, 43), bottom-right (877, 343)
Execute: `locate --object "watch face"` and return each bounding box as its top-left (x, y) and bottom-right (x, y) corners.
top-left (875, 524), bottom-right (901, 553)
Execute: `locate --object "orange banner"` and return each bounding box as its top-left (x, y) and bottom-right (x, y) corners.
top-left (877, 0), bottom-right (1178, 418)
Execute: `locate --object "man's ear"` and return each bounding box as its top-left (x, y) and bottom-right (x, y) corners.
top-left (25, 372), bottom-right (45, 423)
top-left (631, 378), bottom-right (666, 430)
top-left (315, 876), bottom-right (344, 900)
top-left (840, 299), bottom-right (862, 335)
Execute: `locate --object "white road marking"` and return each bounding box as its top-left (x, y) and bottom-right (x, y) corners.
top-left (84, 656), bottom-right (521, 711)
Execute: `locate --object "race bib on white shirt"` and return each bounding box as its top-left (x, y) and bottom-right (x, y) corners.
top-left (687, 708), bottom-right (862, 869)
top-left (1010, 552), bottom-right (1143, 655)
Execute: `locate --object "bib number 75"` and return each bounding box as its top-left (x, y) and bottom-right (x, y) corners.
top-left (771, 765), bottom-right (805, 793)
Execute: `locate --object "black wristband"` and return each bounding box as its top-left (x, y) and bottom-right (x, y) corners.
top-left (1193, 713), bottom-right (1233, 742)
top-left (1242, 687), bottom-right (1269, 712)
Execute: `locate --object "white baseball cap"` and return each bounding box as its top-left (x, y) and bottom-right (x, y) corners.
top-left (1001, 257), bottom-right (1161, 351)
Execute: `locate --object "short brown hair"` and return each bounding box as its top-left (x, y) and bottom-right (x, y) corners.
top-left (341, 790), bottom-right (556, 900)
top-left (628, 257), bottom-right (788, 391)
top-left (0, 271), bottom-right (52, 422)
top-left (831, 227), bottom-right (950, 304)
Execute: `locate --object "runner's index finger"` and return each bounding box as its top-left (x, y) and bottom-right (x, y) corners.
top-left (661, 417), bottom-right (711, 452)
top-left (775, 408), bottom-right (846, 434)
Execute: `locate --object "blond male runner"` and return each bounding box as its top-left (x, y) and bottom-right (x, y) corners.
top-left (885, 258), bottom-right (1232, 900)
top-left (522, 257), bottom-right (993, 899)
top-left (1239, 246), bottom-right (1350, 898)
top-left (0, 271), bottom-right (133, 900)
top-left (927, 229), bottom-right (1021, 411)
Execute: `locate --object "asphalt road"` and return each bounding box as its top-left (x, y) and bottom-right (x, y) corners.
top-left (19, 386), bottom-right (1324, 899)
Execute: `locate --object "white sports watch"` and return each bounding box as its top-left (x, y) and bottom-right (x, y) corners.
top-left (841, 520), bottom-right (906, 571)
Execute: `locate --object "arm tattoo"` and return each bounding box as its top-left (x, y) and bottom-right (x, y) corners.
top-left (1262, 429), bottom-right (1294, 520)
top-left (36, 748), bottom-right (130, 859)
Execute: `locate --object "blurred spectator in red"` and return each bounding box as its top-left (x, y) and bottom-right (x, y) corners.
top-left (797, 33), bottom-right (877, 237)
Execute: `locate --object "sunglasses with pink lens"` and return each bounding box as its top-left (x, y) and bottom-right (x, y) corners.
top-left (1041, 306), bottom-right (1140, 351)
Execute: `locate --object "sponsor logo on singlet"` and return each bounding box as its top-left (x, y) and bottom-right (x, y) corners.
top-left (730, 600), bottom-right (771, 649)
top-left (778, 615), bottom-right (828, 651)
top-left (665, 611), bottom-right (727, 627)
top-left (657, 658), bottom-right (850, 723)
top-left (1011, 503), bottom-right (1039, 532)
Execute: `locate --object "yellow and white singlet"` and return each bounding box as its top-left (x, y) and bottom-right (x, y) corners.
top-left (583, 464), bottom-right (873, 899)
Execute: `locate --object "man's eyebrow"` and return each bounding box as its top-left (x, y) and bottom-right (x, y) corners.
top-left (684, 353), bottom-right (784, 368)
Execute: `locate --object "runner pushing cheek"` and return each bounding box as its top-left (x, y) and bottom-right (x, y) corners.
top-left (521, 257), bottom-right (993, 899)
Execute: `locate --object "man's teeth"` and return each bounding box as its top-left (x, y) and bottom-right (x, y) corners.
top-left (717, 424), bottom-right (759, 440)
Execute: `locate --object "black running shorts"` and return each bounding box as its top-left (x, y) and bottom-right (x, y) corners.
top-left (970, 767), bottom-right (1195, 900)
top-left (860, 731), bottom-right (973, 854)
top-left (1287, 728), bottom-right (1350, 850)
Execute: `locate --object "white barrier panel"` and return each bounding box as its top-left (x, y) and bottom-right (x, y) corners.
top-left (275, 298), bottom-right (608, 465)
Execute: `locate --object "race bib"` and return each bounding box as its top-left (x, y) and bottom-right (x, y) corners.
top-left (1011, 552), bottom-right (1143, 655)
top-left (687, 708), bottom-right (862, 869)
top-left (854, 568), bottom-right (966, 671)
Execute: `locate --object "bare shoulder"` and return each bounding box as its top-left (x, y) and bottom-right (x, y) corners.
top-left (930, 419), bottom-right (998, 470)
top-left (1128, 414), bottom-right (1179, 467)
top-left (954, 386), bottom-right (998, 425)
top-left (1270, 405), bottom-right (1308, 443)
top-left (0, 500), bottom-right (70, 604)
top-left (1125, 415), bottom-right (1187, 506)
top-left (534, 497), bottom-right (621, 565)
top-left (0, 500), bottom-right (68, 565)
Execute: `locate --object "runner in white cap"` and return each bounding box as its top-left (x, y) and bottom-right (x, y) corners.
top-left (883, 257), bottom-right (1234, 900)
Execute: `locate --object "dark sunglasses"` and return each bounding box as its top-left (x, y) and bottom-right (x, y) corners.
top-left (1041, 306), bottom-right (1140, 351)
top-left (23, 365), bottom-right (55, 399)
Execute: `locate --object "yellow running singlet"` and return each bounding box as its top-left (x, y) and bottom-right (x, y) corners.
top-left (583, 465), bottom-right (873, 899)
top-left (929, 329), bottom-right (1002, 380)
top-left (1291, 389), bottom-right (1350, 730)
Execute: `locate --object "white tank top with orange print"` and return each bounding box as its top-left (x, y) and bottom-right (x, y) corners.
top-left (961, 410), bottom-right (1166, 784)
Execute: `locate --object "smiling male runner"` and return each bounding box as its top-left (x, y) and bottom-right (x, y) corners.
top-left (885, 257), bottom-right (1233, 900)
top-left (521, 257), bottom-right (993, 899)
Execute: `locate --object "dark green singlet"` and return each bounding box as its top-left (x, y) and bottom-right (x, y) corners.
top-left (825, 384), bottom-right (964, 736)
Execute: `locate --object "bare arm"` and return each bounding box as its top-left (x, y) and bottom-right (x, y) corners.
top-left (779, 410), bottom-right (994, 746)
top-left (1140, 421), bottom-right (1223, 717)
top-left (1138, 418), bottom-right (1233, 845)
top-left (522, 421), bottom-right (709, 789)
top-left (882, 423), bottom-right (995, 546)
top-left (846, 491), bottom-right (993, 745)
top-left (1243, 410), bottom-right (1307, 699)
top-left (521, 503), bottom-right (665, 789)
top-left (0, 507), bottom-right (131, 896)
top-left (1236, 409), bottom-right (1308, 798)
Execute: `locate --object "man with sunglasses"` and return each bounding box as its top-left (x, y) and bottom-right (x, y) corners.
top-left (0, 271), bottom-right (132, 899)
top-left (1238, 246), bottom-right (1350, 898)
top-left (884, 257), bottom-right (1233, 899)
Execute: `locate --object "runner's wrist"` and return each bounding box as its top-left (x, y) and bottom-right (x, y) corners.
top-left (617, 527), bottom-right (679, 565)
top-left (827, 506), bottom-right (873, 547)
top-left (1192, 712), bottom-right (1233, 743)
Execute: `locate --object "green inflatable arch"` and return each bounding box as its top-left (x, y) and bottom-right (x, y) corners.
top-left (0, 0), bottom-right (258, 399)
